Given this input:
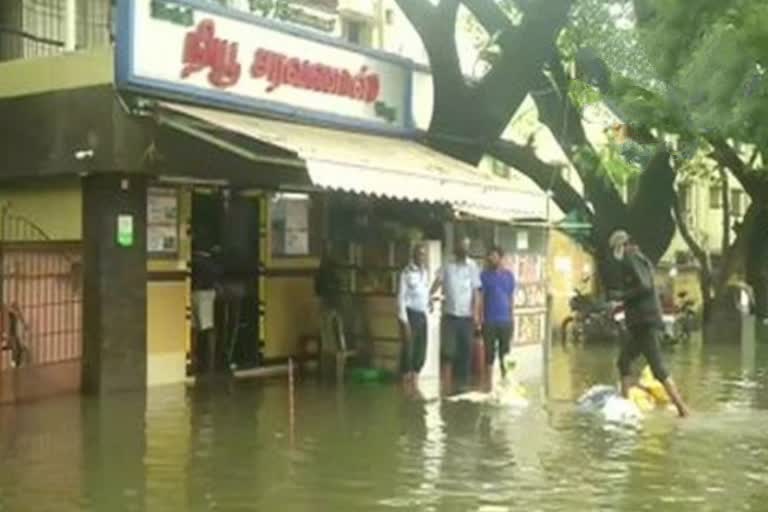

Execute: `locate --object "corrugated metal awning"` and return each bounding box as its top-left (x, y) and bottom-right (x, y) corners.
top-left (155, 102), bottom-right (547, 220)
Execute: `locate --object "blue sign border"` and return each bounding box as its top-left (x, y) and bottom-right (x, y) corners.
top-left (116, 0), bottom-right (416, 136)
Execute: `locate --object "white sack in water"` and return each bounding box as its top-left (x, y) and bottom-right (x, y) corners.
top-left (577, 385), bottom-right (642, 426)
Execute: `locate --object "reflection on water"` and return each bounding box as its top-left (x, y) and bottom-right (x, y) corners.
top-left (3, 340), bottom-right (768, 511)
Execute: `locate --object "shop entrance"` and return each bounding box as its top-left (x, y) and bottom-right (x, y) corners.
top-left (190, 189), bottom-right (262, 375)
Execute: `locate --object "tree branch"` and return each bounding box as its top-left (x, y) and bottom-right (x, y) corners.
top-left (392, 0), bottom-right (434, 29)
top-left (626, 148), bottom-right (677, 263)
top-left (672, 187), bottom-right (709, 271)
top-left (476, 0), bottom-right (573, 106)
top-left (462, 0), bottom-right (511, 34)
top-left (488, 138), bottom-right (588, 217)
top-left (708, 136), bottom-right (766, 199)
top-left (718, 166), bottom-right (730, 255)
top-left (394, 0), bottom-right (463, 85)
top-left (671, 186), bottom-right (714, 317)
top-left (531, 61), bottom-right (626, 217)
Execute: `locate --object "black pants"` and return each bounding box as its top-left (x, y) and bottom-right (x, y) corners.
top-left (617, 324), bottom-right (669, 382)
top-left (482, 322), bottom-right (513, 367)
top-left (401, 309), bottom-right (427, 374)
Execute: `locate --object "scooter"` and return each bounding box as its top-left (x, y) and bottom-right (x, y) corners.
top-left (561, 278), bottom-right (625, 347)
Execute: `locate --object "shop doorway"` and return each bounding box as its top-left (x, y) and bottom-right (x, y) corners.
top-left (190, 189), bottom-right (263, 375)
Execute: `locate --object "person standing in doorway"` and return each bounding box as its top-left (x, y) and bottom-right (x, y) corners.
top-left (431, 237), bottom-right (482, 391)
top-left (609, 230), bottom-right (690, 418)
top-left (479, 246), bottom-right (516, 390)
top-left (397, 244), bottom-right (430, 390)
top-left (315, 247), bottom-right (347, 356)
top-left (191, 242), bottom-right (221, 375)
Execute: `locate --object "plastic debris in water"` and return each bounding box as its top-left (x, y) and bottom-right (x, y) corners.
top-left (577, 385), bottom-right (642, 426)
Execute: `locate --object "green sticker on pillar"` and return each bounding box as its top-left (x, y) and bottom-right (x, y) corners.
top-left (117, 214), bottom-right (134, 247)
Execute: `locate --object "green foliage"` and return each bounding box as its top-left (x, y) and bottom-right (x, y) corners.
top-left (637, 0), bottom-right (768, 150)
top-left (568, 79), bottom-right (602, 109)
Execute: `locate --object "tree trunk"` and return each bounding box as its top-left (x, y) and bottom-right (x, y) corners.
top-left (745, 204), bottom-right (768, 319)
top-left (671, 186), bottom-right (714, 321)
top-left (719, 167), bottom-right (730, 255)
top-left (626, 148), bottom-right (677, 264)
top-left (488, 139), bottom-right (588, 217)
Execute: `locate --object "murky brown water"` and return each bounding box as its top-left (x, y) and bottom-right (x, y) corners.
top-left (2, 338), bottom-right (768, 511)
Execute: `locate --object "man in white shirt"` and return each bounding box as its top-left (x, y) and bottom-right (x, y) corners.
top-left (397, 244), bottom-right (430, 388)
top-left (431, 237), bottom-right (482, 391)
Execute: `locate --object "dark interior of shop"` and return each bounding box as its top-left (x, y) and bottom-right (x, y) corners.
top-left (189, 189), bottom-right (263, 376)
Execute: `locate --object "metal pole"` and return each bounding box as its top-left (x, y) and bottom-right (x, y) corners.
top-left (65, 0), bottom-right (77, 52)
top-left (543, 293), bottom-right (553, 399)
top-left (288, 357), bottom-right (295, 447)
top-left (0, 204), bottom-right (6, 312)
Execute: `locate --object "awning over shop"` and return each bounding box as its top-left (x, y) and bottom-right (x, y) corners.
top-left (154, 102), bottom-right (547, 220)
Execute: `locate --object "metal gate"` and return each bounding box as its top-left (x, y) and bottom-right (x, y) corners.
top-left (0, 206), bottom-right (82, 372)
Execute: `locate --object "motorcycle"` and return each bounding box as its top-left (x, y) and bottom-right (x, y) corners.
top-left (661, 291), bottom-right (697, 345)
top-left (561, 279), bottom-right (626, 347)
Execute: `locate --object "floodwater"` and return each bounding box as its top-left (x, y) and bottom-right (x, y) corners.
top-left (3, 339), bottom-right (768, 511)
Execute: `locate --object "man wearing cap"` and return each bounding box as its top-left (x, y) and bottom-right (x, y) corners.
top-left (609, 230), bottom-right (690, 417)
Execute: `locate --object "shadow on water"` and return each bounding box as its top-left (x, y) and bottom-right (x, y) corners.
top-left (2, 335), bottom-right (768, 511)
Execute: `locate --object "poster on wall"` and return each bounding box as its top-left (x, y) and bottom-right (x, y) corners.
top-left (283, 199), bottom-right (309, 255)
top-left (147, 188), bottom-right (179, 256)
top-left (509, 253), bottom-right (547, 345)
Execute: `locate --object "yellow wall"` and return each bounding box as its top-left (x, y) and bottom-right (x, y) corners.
top-left (0, 49), bottom-right (112, 99)
top-left (548, 231), bottom-right (595, 328)
top-left (263, 275), bottom-right (321, 359)
top-left (0, 180), bottom-right (82, 240)
top-left (262, 191), bottom-right (322, 359)
top-left (146, 187), bottom-right (191, 386)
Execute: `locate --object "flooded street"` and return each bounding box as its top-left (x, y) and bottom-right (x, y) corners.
top-left (3, 340), bottom-right (768, 511)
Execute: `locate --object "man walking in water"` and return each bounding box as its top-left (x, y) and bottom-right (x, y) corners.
top-left (609, 230), bottom-right (690, 417)
top-left (479, 246), bottom-right (516, 390)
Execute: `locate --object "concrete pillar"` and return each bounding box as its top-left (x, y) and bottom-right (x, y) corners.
top-left (65, 0), bottom-right (77, 52)
top-left (81, 174), bottom-right (148, 395)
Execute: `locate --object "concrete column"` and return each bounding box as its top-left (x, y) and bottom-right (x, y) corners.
top-left (81, 174), bottom-right (148, 395)
top-left (65, 0), bottom-right (77, 52)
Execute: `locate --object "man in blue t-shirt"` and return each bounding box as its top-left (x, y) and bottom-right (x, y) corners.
top-left (480, 246), bottom-right (516, 386)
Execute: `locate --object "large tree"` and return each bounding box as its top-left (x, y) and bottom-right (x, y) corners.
top-left (396, 0), bottom-right (678, 283)
top-left (634, 0), bottom-right (768, 317)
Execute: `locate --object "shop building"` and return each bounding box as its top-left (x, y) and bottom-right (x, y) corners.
top-left (0, 0), bottom-right (547, 402)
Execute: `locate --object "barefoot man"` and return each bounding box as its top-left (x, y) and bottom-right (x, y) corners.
top-left (609, 230), bottom-right (690, 417)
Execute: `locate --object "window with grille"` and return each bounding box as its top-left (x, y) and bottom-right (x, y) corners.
top-left (0, 0), bottom-right (111, 62)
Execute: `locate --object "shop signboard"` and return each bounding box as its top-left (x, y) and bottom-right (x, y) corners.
top-left (116, 0), bottom-right (413, 132)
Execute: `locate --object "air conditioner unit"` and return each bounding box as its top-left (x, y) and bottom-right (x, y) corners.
top-left (338, 0), bottom-right (376, 20)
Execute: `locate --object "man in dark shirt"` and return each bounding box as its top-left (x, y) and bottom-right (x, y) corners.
top-left (609, 230), bottom-right (690, 417)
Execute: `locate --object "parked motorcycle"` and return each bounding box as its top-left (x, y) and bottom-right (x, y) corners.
top-left (661, 291), bottom-right (697, 345)
top-left (561, 279), bottom-right (626, 347)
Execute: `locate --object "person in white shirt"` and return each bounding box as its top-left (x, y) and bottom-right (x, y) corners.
top-left (397, 244), bottom-right (430, 388)
top-left (431, 237), bottom-right (482, 391)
